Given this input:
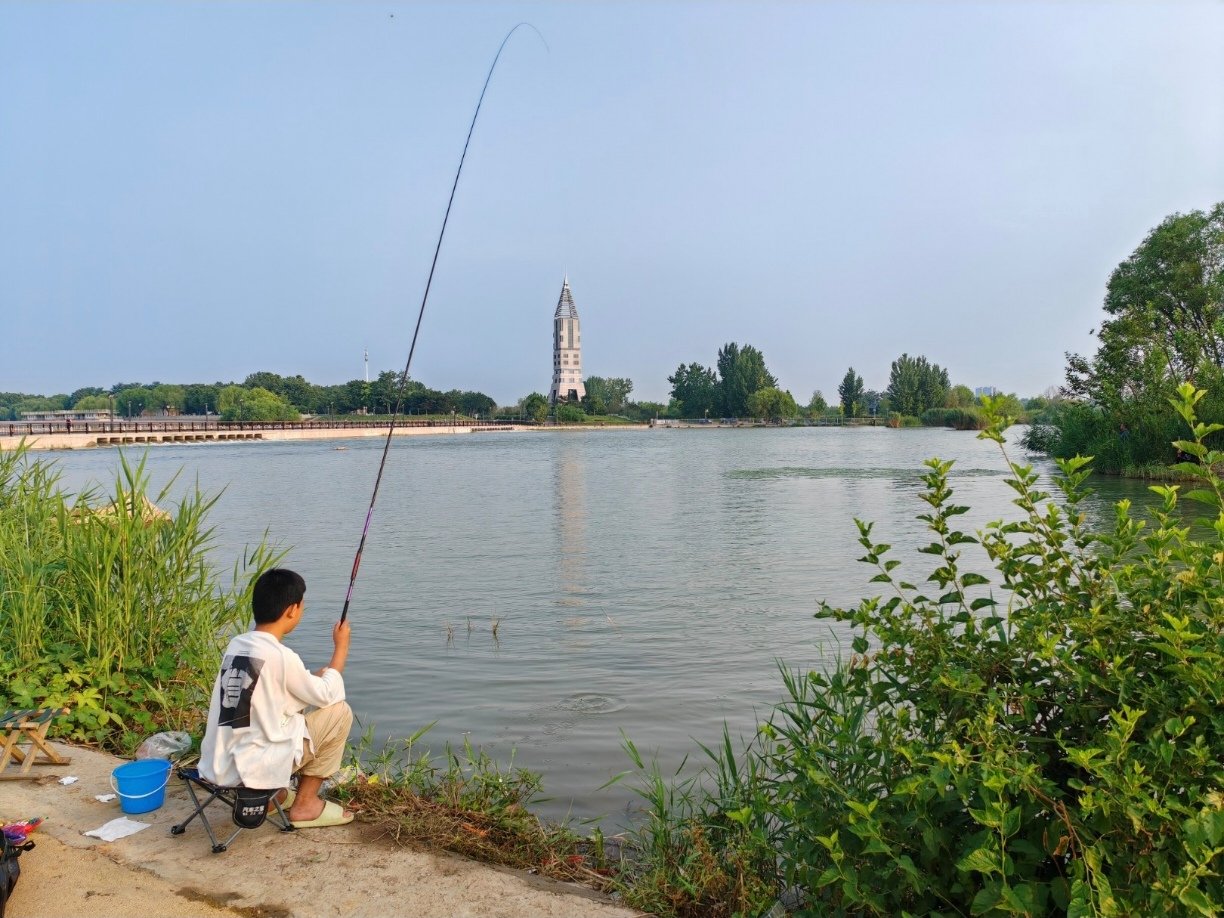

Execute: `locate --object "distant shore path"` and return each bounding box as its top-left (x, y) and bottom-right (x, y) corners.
top-left (1, 422), bottom-right (650, 452)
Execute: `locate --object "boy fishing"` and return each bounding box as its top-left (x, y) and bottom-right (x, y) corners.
top-left (199, 568), bottom-right (355, 828)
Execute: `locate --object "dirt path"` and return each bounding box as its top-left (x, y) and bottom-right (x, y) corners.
top-left (2, 744), bottom-right (639, 918)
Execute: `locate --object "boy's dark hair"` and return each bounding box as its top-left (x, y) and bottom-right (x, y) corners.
top-left (252, 569), bottom-right (306, 624)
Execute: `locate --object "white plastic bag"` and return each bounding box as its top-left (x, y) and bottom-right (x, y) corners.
top-left (134, 731), bottom-right (192, 760)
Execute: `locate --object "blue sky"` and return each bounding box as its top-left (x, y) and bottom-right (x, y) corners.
top-left (2, 1), bottom-right (1222, 404)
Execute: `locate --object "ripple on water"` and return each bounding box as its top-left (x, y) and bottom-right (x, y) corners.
top-left (557, 692), bottom-right (628, 715)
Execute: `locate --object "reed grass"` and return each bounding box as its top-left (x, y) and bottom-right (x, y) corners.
top-left (0, 444), bottom-right (281, 749)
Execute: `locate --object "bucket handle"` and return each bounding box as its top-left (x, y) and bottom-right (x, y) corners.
top-left (109, 765), bottom-right (173, 799)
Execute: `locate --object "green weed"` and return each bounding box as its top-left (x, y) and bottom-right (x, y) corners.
top-left (0, 444), bottom-right (280, 751)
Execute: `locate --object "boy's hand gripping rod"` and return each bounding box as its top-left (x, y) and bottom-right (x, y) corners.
top-left (340, 24), bottom-right (542, 623)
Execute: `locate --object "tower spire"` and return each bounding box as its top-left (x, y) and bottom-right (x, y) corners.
top-left (549, 275), bottom-right (585, 405)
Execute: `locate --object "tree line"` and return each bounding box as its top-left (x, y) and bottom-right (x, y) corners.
top-left (664, 342), bottom-right (1031, 426)
top-left (668, 343), bottom-right (799, 421)
top-left (1, 371), bottom-right (500, 424)
top-left (827, 355), bottom-right (1026, 425)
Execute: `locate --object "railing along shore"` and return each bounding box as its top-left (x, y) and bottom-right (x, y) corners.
top-left (4, 418), bottom-right (516, 437)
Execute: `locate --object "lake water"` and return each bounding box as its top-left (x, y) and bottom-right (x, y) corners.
top-left (42, 427), bottom-right (1159, 825)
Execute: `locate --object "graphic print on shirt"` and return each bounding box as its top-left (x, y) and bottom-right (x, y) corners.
top-left (217, 654), bottom-right (263, 729)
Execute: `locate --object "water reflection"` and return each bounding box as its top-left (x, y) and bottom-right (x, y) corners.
top-left (554, 444), bottom-right (586, 613)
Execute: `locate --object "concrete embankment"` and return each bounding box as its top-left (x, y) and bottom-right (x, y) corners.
top-left (1, 424), bottom-right (648, 453)
top-left (4, 742), bottom-right (638, 918)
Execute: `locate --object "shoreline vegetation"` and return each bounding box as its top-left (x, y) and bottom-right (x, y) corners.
top-left (3, 387), bottom-right (1220, 916)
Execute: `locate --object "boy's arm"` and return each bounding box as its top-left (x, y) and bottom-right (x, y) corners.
top-left (319, 620), bottom-right (350, 674)
top-left (287, 620), bottom-right (351, 707)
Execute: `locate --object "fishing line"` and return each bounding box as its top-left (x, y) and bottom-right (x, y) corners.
top-left (340, 23), bottom-right (545, 623)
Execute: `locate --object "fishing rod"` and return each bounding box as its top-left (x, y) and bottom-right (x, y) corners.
top-left (340, 23), bottom-right (543, 623)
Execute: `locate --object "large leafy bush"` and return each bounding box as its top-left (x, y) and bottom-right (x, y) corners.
top-left (759, 384), bottom-right (1222, 916)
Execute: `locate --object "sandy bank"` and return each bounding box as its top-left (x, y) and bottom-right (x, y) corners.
top-left (2, 743), bottom-right (638, 918)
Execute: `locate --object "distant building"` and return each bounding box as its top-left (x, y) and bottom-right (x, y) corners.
top-left (974, 386), bottom-right (999, 398)
top-left (549, 276), bottom-right (586, 405)
top-left (21, 409), bottom-right (113, 421)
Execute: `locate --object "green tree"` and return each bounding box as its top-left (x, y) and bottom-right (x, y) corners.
top-left (217, 385), bottom-right (244, 418)
top-left (149, 384), bottom-right (185, 414)
top-left (717, 343), bottom-right (777, 417)
top-left (69, 386), bottom-right (105, 405)
top-left (279, 375), bottom-right (318, 412)
top-left (668, 363), bottom-right (719, 418)
top-left (580, 392), bottom-right (608, 415)
top-left (8, 394), bottom-right (70, 417)
top-left (838, 367), bottom-right (864, 417)
top-left (313, 384), bottom-right (351, 415)
top-left (243, 371), bottom-right (285, 394)
top-left (747, 387), bottom-right (799, 422)
top-left (219, 386), bottom-right (298, 422)
top-left (341, 379), bottom-right (372, 413)
top-left (946, 384), bottom-right (976, 408)
top-left (520, 393), bottom-right (548, 423)
top-left (807, 390), bottom-right (828, 417)
top-left (368, 370), bottom-right (405, 415)
top-left (886, 353), bottom-right (950, 416)
top-left (456, 391), bottom-right (496, 417)
top-left (1046, 203), bottom-right (1224, 469)
top-left (863, 389), bottom-right (886, 417)
top-left (73, 395), bottom-right (111, 411)
top-left (584, 376), bottom-right (634, 414)
top-left (183, 384), bottom-right (221, 415)
top-left (627, 401), bottom-right (669, 422)
top-left (1067, 202), bottom-right (1224, 410)
top-left (113, 386), bottom-right (151, 418)
top-left (557, 403), bottom-right (585, 424)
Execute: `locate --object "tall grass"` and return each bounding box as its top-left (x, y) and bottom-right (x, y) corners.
top-left (0, 444), bottom-right (281, 749)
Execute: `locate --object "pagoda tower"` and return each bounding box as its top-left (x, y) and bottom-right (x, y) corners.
top-left (549, 276), bottom-right (585, 404)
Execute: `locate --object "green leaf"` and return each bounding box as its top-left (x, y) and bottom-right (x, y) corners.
top-left (815, 866), bottom-right (841, 888)
top-left (1002, 806), bottom-right (1021, 838)
top-left (1002, 883), bottom-right (1039, 915)
top-left (1182, 489), bottom-right (1221, 508)
top-left (958, 845), bottom-right (999, 876)
top-left (1177, 886), bottom-right (1216, 917)
top-left (971, 883), bottom-right (1002, 915)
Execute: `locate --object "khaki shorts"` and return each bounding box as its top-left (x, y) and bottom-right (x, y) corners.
top-left (296, 701), bottom-right (353, 779)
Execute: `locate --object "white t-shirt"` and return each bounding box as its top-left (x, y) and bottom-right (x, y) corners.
top-left (199, 630), bottom-right (345, 790)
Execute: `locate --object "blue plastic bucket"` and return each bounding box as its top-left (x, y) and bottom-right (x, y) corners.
top-left (110, 758), bottom-right (172, 814)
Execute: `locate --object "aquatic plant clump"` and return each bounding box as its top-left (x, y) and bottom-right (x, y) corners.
top-left (0, 445), bottom-right (281, 751)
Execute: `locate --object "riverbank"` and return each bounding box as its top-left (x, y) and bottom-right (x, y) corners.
top-left (3, 742), bottom-right (638, 918)
top-left (0, 423), bottom-right (649, 452)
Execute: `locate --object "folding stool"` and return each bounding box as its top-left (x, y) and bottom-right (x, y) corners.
top-left (170, 766), bottom-right (295, 853)
top-left (0, 708), bottom-right (71, 780)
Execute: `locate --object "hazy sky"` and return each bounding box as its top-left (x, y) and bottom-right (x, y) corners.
top-left (2, 1), bottom-right (1222, 404)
